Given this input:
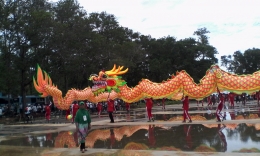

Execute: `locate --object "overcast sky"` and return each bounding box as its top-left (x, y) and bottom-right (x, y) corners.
top-left (52, 0), bottom-right (260, 63)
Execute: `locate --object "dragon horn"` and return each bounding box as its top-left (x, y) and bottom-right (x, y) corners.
top-left (107, 64), bottom-right (116, 72)
top-left (116, 68), bottom-right (129, 75)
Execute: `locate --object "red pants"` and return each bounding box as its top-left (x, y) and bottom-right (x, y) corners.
top-left (230, 101), bottom-right (234, 107)
top-left (183, 109), bottom-right (191, 121)
top-left (146, 107), bottom-right (153, 120)
top-left (216, 104), bottom-right (224, 121)
top-left (45, 112), bottom-right (50, 120)
top-left (72, 113), bottom-right (76, 122)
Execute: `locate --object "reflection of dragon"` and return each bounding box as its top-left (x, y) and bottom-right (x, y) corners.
top-left (34, 64), bottom-right (260, 110)
top-left (54, 125), bottom-right (156, 148)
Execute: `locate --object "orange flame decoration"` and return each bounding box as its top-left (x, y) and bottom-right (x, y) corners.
top-left (34, 64), bottom-right (260, 110)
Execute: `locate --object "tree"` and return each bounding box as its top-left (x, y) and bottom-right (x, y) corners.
top-left (221, 48), bottom-right (260, 74)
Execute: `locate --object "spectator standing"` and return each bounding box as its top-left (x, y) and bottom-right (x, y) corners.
top-left (32, 104), bottom-right (37, 117)
top-left (37, 104), bottom-right (42, 114)
top-left (75, 101), bottom-right (91, 153)
top-left (0, 107), bottom-right (2, 118)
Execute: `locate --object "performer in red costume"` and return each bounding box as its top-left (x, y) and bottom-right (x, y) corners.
top-left (207, 95), bottom-right (213, 109)
top-left (107, 98), bottom-right (115, 123)
top-left (162, 98), bottom-right (166, 110)
top-left (216, 89), bottom-right (225, 122)
top-left (125, 102), bottom-right (130, 112)
top-left (97, 102), bottom-right (102, 118)
top-left (256, 91), bottom-right (260, 106)
top-left (145, 98), bottom-right (154, 122)
top-left (148, 125), bottom-right (156, 148)
top-left (228, 92), bottom-right (235, 108)
top-left (182, 96), bottom-right (192, 123)
top-left (45, 102), bottom-right (52, 123)
top-left (65, 108), bottom-right (71, 120)
top-left (72, 101), bottom-right (79, 124)
top-left (197, 100), bottom-right (204, 107)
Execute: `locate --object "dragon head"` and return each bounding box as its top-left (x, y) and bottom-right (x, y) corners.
top-left (89, 64), bottom-right (128, 95)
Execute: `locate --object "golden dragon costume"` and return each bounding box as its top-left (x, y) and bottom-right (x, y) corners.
top-left (33, 64), bottom-right (260, 110)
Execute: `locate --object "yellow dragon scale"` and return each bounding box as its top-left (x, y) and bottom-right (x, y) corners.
top-left (33, 64), bottom-right (260, 110)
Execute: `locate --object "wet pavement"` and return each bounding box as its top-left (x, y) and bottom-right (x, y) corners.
top-left (0, 101), bottom-right (260, 155)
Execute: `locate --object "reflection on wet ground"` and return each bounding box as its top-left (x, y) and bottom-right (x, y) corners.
top-left (1, 102), bottom-right (260, 155)
top-left (1, 123), bottom-right (260, 152)
top-left (154, 111), bottom-right (260, 121)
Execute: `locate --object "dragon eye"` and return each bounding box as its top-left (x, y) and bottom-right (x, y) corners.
top-left (102, 74), bottom-right (107, 78)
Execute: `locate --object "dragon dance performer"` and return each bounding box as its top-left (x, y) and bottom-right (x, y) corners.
top-left (182, 96), bottom-right (192, 123)
top-left (228, 92), bottom-right (235, 108)
top-left (107, 98), bottom-right (115, 123)
top-left (145, 98), bottom-right (154, 122)
top-left (256, 91), bottom-right (260, 106)
top-left (45, 102), bottom-right (52, 123)
top-left (216, 89), bottom-right (225, 122)
top-left (125, 102), bottom-right (130, 112)
top-left (65, 108), bottom-right (71, 121)
top-left (197, 100), bottom-right (204, 107)
top-left (72, 101), bottom-right (79, 124)
top-left (207, 95), bottom-right (213, 109)
top-left (97, 102), bottom-right (103, 118)
top-left (162, 98), bottom-right (166, 110)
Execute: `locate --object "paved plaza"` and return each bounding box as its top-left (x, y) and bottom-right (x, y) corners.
top-left (0, 101), bottom-right (260, 156)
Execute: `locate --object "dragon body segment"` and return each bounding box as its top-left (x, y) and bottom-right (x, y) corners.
top-left (33, 64), bottom-right (260, 110)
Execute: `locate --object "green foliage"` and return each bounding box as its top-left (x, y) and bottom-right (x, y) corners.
top-left (0, 0), bottom-right (255, 105)
top-left (221, 48), bottom-right (260, 74)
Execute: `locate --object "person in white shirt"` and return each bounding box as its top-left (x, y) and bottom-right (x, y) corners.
top-left (37, 104), bottom-right (42, 113)
top-left (25, 104), bottom-right (31, 115)
top-left (32, 105), bottom-right (37, 112)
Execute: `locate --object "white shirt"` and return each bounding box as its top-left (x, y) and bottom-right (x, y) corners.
top-left (25, 107), bottom-right (31, 114)
top-left (32, 106), bottom-right (37, 112)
